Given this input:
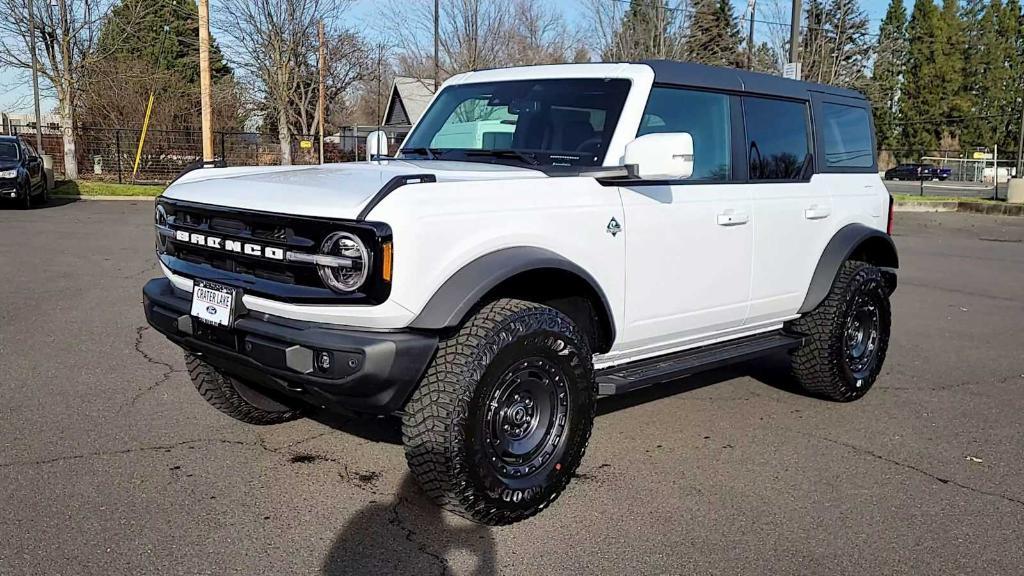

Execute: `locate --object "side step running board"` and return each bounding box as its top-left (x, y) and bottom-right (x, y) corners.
top-left (595, 331), bottom-right (804, 396)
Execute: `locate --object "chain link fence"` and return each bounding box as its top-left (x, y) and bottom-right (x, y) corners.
top-left (2, 124), bottom-right (410, 184)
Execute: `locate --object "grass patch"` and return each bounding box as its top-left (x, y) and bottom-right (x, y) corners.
top-left (893, 193), bottom-right (998, 204)
top-left (52, 180), bottom-right (164, 197)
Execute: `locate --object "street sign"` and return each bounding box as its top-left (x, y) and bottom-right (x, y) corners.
top-left (972, 151), bottom-right (993, 160)
top-left (783, 62), bottom-right (802, 80)
top-left (300, 140), bottom-right (313, 149)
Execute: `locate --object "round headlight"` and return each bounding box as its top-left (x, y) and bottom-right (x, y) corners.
top-left (318, 231), bottom-right (370, 292)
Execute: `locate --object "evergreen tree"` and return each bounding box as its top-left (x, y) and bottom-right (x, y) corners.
top-left (870, 0), bottom-right (908, 152)
top-left (77, 0), bottom-right (242, 130)
top-left (98, 0), bottom-right (231, 82)
top-left (962, 0), bottom-right (1017, 148)
top-left (603, 0), bottom-right (682, 61)
top-left (751, 42), bottom-right (780, 74)
top-left (935, 0), bottom-right (966, 148)
top-left (997, 0), bottom-right (1023, 150)
top-left (902, 0), bottom-right (943, 152)
top-left (684, 0), bottom-right (743, 67)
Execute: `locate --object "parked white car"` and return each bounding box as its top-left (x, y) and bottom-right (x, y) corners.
top-left (144, 61), bottom-right (898, 525)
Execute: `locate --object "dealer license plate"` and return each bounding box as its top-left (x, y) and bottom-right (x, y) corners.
top-left (191, 280), bottom-right (237, 327)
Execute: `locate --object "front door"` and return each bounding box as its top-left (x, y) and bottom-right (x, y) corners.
top-left (612, 87), bottom-right (753, 362)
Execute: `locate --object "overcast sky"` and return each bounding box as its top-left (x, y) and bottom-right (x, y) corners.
top-left (0, 0), bottom-right (893, 116)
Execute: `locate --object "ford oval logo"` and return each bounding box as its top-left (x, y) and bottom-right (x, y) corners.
top-left (206, 305), bottom-right (217, 315)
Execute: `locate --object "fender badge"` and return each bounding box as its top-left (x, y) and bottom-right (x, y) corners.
top-left (606, 217), bottom-right (622, 237)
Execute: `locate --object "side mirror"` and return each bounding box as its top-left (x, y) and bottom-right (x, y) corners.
top-left (623, 132), bottom-right (694, 180)
top-left (365, 130), bottom-right (388, 161)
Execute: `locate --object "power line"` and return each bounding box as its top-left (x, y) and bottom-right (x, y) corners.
top-left (606, 0), bottom-right (883, 39)
top-left (889, 113), bottom-right (1018, 125)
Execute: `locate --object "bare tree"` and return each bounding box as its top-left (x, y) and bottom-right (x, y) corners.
top-left (289, 30), bottom-right (370, 136)
top-left (587, 0), bottom-right (689, 62)
top-left (377, 0), bottom-right (585, 82)
top-left (217, 0), bottom-right (355, 165)
top-left (0, 0), bottom-right (148, 179)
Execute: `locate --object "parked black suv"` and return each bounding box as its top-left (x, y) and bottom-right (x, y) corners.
top-left (0, 136), bottom-right (48, 209)
top-left (884, 163), bottom-right (950, 181)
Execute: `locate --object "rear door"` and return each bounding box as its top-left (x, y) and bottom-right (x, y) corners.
top-left (744, 95), bottom-right (832, 326)
top-left (616, 86), bottom-right (753, 359)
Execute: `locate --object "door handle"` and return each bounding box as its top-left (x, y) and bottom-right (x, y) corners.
top-left (804, 205), bottom-right (831, 220)
top-left (717, 210), bottom-right (749, 226)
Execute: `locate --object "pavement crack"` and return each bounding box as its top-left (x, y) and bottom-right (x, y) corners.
top-left (124, 326), bottom-right (184, 408)
top-left (814, 434), bottom-right (1024, 508)
top-left (388, 495), bottom-right (448, 576)
top-left (0, 438), bottom-right (258, 469)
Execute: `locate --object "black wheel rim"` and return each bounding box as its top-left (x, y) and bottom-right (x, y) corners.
top-left (844, 293), bottom-right (881, 382)
top-left (482, 357), bottom-right (570, 480)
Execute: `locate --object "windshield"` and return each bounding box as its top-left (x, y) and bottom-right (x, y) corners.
top-left (402, 78), bottom-right (631, 168)
top-left (0, 142), bottom-right (19, 161)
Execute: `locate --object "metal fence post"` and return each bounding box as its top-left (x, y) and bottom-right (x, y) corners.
top-left (219, 132), bottom-right (226, 163)
top-left (115, 129), bottom-right (123, 184)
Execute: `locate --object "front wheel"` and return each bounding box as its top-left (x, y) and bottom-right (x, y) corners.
top-left (185, 353), bottom-right (302, 425)
top-left (789, 260), bottom-right (891, 401)
top-left (19, 182), bottom-right (32, 210)
top-left (402, 298), bottom-right (595, 525)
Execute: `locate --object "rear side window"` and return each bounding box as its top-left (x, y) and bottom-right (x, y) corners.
top-left (821, 103), bottom-right (873, 168)
top-left (743, 97), bottom-right (811, 181)
top-left (639, 87), bottom-right (732, 181)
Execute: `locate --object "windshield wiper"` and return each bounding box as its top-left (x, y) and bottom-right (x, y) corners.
top-left (400, 147), bottom-right (444, 160)
top-left (464, 149), bottom-right (540, 166)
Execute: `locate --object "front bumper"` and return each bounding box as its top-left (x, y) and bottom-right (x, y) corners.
top-left (1, 179), bottom-right (21, 199)
top-left (143, 278), bottom-right (438, 414)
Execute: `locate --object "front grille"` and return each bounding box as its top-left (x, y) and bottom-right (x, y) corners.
top-left (156, 197), bottom-right (392, 304)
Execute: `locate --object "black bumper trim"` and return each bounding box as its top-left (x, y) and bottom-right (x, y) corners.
top-left (143, 278), bottom-right (437, 414)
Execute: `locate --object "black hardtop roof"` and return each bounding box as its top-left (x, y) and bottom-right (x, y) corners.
top-left (640, 60), bottom-right (867, 101)
top-left (0, 135), bottom-right (20, 141)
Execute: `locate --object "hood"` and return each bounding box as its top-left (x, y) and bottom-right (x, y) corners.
top-left (162, 159), bottom-right (547, 220)
top-left (0, 160), bottom-right (19, 172)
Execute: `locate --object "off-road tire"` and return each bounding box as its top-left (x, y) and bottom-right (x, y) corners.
top-left (185, 353), bottom-right (302, 425)
top-left (402, 298), bottom-right (596, 525)
top-left (790, 260), bottom-right (891, 401)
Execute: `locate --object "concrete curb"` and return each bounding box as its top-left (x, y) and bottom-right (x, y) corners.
top-left (894, 200), bottom-right (1024, 217)
top-left (51, 195), bottom-right (158, 201)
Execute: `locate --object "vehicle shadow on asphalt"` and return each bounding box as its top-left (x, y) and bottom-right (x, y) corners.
top-left (306, 353), bottom-right (806, 438)
top-left (320, 473), bottom-right (498, 576)
top-left (0, 196), bottom-right (79, 210)
top-left (307, 411), bottom-right (404, 446)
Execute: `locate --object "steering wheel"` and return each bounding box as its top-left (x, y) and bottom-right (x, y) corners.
top-left (574, 136), bottom-right (604, 155)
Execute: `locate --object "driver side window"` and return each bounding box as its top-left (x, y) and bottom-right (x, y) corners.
top-left (638, 87), bottom-right (732, 181)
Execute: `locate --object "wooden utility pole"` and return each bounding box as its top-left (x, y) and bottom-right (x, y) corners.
top-left (26, 0), bottom-right (43, 151)
top-left (433, 0), bottom-right (439, 91)
top-left (318, 20), bottom-right (326, 164)
top-left (789, 0), bottom-right (802, 72)
top-left (198, 0), bottom-right (214, 162)
top-left (746, 0), bottom-right (756, 70)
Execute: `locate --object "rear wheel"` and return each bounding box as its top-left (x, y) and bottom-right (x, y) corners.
top-left (402, 298), bottom-right (595, 525)
top-left (35, 178), bottom-right (49, 205)
top-left (790, 260), bottom-right (891, 401)
top-left (185, 353), bottom-right (302, 425)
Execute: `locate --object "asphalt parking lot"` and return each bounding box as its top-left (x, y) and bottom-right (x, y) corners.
top-left (2, 199), bottom-right (1023, 575)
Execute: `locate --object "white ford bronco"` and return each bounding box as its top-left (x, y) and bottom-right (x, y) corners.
top-left (144, 61), bottom-right (897, 525)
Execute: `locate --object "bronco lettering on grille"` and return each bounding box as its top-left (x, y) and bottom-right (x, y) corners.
top-left (174, 230), bottom-right (285, 260)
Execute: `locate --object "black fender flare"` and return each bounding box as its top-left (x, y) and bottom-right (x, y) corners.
top-left (799, 224), bottom-right (899, 313)
top-left (408, 246), bottom-right (616, 342)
